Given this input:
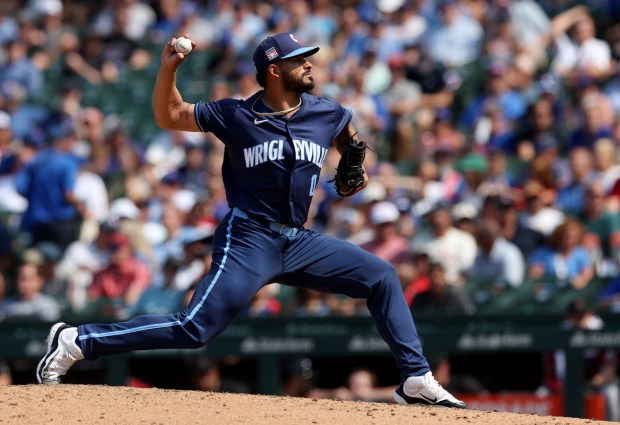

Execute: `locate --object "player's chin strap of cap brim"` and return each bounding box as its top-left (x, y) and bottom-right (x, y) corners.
top-left (232, 207), bottom-right (299, 237)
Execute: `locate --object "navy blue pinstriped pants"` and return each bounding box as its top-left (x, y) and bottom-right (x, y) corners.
top-left (77, 209), bottom-right (430, 380)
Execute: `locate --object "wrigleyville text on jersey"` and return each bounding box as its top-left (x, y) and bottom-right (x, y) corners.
top-left (243, 139), bottom-right (328, 169)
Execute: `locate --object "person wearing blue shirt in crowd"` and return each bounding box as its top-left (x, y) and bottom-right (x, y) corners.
top-left (14, 116), bottom-right (83, 251)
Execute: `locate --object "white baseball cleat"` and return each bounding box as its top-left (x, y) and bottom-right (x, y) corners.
top-left (36, 322), bottom-right (84, 384)
top-left (393, 371), bottom-right (467, 409)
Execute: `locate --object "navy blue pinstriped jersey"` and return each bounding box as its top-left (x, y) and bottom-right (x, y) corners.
top-left (194, 91), bottom-right (352, 227)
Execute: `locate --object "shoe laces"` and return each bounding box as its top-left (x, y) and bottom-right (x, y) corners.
top-left (424, 372), bottom-right (454, 400)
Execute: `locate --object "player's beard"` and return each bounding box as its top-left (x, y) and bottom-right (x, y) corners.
top-left (282, 71), bottom-right (314, 93)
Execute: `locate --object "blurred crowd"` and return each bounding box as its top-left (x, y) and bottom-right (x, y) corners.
top-left (2, 0), bottom-right (620, 323)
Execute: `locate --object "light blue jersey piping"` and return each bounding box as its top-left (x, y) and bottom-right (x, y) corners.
top-left (78, 213), bottom-right (236, 341)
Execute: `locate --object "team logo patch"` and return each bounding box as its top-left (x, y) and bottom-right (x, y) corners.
top-left (265, 47), bottom-right (278, 60)
top-left (290, 34), bottom-right (298, 43)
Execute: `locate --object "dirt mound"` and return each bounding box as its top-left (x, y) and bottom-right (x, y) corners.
top-left (0, 385), bottom-right (608, 425)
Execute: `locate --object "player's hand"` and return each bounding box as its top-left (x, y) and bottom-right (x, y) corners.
top-left (161, 34), bottom-right (196, 71)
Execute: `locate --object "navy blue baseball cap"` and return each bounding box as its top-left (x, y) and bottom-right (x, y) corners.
top-left (253, 33), bottom-right (319, 73)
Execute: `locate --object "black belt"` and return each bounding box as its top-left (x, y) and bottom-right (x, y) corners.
top-left (232, 207), bottom-right (300, 237)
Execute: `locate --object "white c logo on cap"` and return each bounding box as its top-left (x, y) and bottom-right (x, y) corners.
top-left (290, 34), bottom-right (298, 43)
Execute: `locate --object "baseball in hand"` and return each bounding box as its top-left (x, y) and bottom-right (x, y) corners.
top-left (174, 37), bottom-right (192, 55)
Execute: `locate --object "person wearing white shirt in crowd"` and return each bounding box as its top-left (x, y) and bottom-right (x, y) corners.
top-left (552, 7), bottom-right (613, 84)
top-left (521, 179), bottom-right (565, 236)
top-left (55, 221), bottom-right (118, 311)
top-left (467, 220), bottom-right (525, 289)
top-left (411, 201), bottom-right (477, 286)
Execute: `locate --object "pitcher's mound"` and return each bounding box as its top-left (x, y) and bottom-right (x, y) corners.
top-left (0, 385), bottom-right (608, 425)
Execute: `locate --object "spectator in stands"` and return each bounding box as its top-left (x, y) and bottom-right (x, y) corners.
top-left (145, 130), bottom-right (195, 182)
top-left (0, 262), bottom-right (61, 322)
top-left (92, 0), bottom-right (156, 43)
top-left (246, 284), bottom-right (281, 318)
top-left (101, 120), bottom-right (144, 181)
top-left (108, 196), bottom-right (156, 271)
top-left (175, 142), bottom-right (209, 199)
top-left (382, 53), bottom-right (421, 161)
top-left (360, 201), bottom-right (410, 266)
top-left (411, 261), bottom-right (475, 315)
top-left (191, 356), bottom-right (250, 394)
top-left (517, 96), bottom-right (565, 157)
top-left (74, 160), bottom-right (110, 239)
top-left (591, 138), bottom-right (620, 194)
top-left (451, 202), bottom-right (478, 236)
top-left (151, 201), bottom-right (186, 270)
top-left (551, 8), bottom-right (613, 86)
top-left (568, 89), bottom-right (614, 151)
top-left (126, 256), bottom-right (185, 317)
top-left (422, 109), bottom-right (466, 159)
top-left (495, 195), bottom-right (546, 259)
top-left (15, 116), bottom-right (83, 251)
top-left (484, 148), bottom-right (515, 196)
top-left (424, 0), bottom-right (483, 68)
top-left (86, 232), bottom-right (151, 317)
top-left (454, 153), bottom-right (489, 211)
top-left (466, 220), bottom-right (525, 291)
top-left (403, 41), bottom-right (453, 110)
top-left (411, 201), bottom-right (477, 286)
top-left (521, 179), bottom-right (565, 236)
top-left (555, 147), bottom-right (594, 216)
top-left (460, 61), bottom-right (527, 135)
top-left (23, 241), bottom-right (64, 301)
top-left (506, 0), bottom-right (553, 62)
top-left (172, 229), bottom-right (213, 291)
top-left (0, 39), bottom-right (43, 100)
top-left (578, 180), bottom-right (620, 263)
top-left (309, 367), bottom-right (395, 402)
top-left (63, 30), bottom-right (113, 86)
top-left (340, 70), bottom-right (385, 148)
top-left (528, 217), bottom-right (595, 290)
top-left (399, 250), bottom-right (432, 307)
top-left (0, 127), bottom-right (43, 217)
top-left (55, 221), bottom-right (118, 312)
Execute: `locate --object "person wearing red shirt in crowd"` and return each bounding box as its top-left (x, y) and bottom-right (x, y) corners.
top-left (87, 233), bottom-right (151, 317)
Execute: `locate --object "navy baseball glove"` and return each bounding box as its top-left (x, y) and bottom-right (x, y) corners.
top-left (331, 138), bottom-right (367, 197)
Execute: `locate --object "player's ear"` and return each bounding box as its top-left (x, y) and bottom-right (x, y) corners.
top-left (267, 63), bottom-right (280, 79)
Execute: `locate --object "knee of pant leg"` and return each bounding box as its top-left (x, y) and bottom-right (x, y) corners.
top-left (178, 304), bottom-right (238, 347)
top-left (368, 263), bottom-right (401, 296)
top-left (183, 323), bottom-right (212, 348)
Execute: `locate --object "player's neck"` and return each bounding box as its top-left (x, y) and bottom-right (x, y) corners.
top-left (261, 90), bottom-right (302, 115)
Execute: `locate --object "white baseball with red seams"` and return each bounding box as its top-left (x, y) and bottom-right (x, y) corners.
top-left (174, 37), bottom-right (192, 55)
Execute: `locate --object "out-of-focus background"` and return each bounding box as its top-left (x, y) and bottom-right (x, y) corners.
top-left (1, 0), bottom-right (620, 420)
